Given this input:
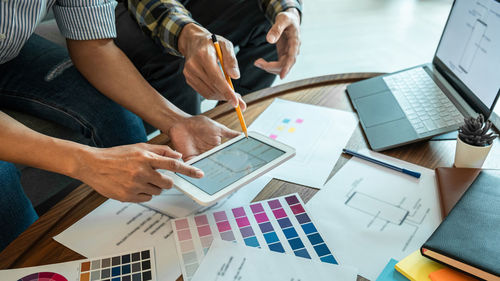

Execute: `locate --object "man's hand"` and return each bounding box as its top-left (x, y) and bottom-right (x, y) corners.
top-left (178, 24), bottom-right (246, 110)
top-left (75, 143), bottom-right (204, 202)
top-left (254, 8), bottom-right (301, 79)
top-left (169, 116), bottom-right (240, 161)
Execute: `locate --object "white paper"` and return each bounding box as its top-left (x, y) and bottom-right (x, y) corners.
top-left (191, 239), bottom-right (358, 281)
top-left (306, 150), bottom-right (442, 280)
top-left (249, 98), bottom-right (358, 188)
top-left (54, 177), bottom-right (272, 281)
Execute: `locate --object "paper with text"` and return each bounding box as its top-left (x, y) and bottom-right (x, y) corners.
top-left (306, 150), bottom-right (442, 280)
top-left (191, 239), bottom-right (357, 281)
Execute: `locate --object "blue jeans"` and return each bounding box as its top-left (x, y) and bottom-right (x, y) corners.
top-left (0, 162), bottom-right (38, 251)
top-left (0, 35), bottom-right (148, 251)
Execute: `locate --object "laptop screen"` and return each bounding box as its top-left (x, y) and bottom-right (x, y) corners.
top-left (434, 0), bottom-right (500, 114)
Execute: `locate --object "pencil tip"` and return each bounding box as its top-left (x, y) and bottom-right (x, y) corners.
top-left (211, 34), bottom-right (217, 42)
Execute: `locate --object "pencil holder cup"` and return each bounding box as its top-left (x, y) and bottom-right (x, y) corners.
top-left (454, 137), bottom-right (492, 168)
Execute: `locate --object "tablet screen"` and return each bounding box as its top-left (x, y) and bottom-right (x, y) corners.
top-left (177, 137), bottom-right (285, 195)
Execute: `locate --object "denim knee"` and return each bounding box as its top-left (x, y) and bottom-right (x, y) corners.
top-left (0, 161), bottom-right (38, 251)
top-left (90, 103), bottom-right (148, 148)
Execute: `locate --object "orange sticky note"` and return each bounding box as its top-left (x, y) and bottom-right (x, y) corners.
top-left (429, 268), bottom-right (478, 281)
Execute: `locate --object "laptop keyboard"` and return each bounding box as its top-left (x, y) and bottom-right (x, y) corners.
top-left (383, 67), bottom-right (463, 135)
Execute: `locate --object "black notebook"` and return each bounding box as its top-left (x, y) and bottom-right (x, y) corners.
top-left (421, 170), bottom-right (500, 281)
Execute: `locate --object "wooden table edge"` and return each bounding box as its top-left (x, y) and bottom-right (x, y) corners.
top-left (0, 72), bottom-right (382, 269)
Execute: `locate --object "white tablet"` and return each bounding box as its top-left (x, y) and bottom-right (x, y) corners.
top-left (163, 131), bottom-right (295, 206)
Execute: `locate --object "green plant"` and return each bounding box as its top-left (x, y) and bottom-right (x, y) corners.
top-left (458, 114), bottom-right (498, 147)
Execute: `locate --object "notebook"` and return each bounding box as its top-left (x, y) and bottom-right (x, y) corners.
top-left (421, 170), bottom-right (500, 281)
top-left (434, 167), bottom-right (480, 218)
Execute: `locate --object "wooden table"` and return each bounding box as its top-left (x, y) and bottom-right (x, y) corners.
top-left (1, 73), bottom-right (498, 280)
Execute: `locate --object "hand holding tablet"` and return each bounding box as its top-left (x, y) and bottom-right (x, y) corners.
top-left (160, 132), bottom-right (295, 206)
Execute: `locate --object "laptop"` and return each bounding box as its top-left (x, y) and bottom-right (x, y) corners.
top-left (346, 0), bottom-right (500, 151)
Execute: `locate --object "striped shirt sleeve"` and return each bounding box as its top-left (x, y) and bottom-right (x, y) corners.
top-left (259, 0), bottom-right (303, 23)
top-left (127, 0), bottom-right (197, 57)
top-left (53, 0), bottom-right (118, 40)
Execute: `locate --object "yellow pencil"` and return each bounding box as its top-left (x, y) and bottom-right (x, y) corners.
top-left (211, 34), bottom-right (248, 138)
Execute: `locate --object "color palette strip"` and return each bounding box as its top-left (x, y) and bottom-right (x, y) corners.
top-left (284, 195), bottom-right (337, 264)
top-left (172, 193), bottom-right (338, 281)
top-left (79, 248), bottom-right (156, 281)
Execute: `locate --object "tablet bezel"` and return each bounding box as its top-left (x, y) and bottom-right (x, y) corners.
top-left (162, 131), bottom-right (295, 206)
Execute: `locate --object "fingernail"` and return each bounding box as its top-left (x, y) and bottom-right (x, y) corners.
top-left (233, 68), bottom-right (240, 78)
top-left (268, 34), bottom-right (276, 42)
top-left (196, 170), bottom-right (204, 177)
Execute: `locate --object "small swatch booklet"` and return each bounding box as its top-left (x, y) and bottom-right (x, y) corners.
top-left (1, 248), bottom-right (157, 281)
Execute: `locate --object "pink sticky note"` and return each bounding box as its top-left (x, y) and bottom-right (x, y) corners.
top-left (296, 118), bottom-right (304, 123)
top-left (269, 134), bottom-right (278, 139)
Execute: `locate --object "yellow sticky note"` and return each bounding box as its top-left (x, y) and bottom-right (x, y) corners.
top-left (288, 127), bottom-right (296, 133)
top-left (395, 251), bottom-right (445, 281)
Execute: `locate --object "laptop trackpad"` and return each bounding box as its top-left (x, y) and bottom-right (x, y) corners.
top-left (355, 91), bottom-right (405, 127)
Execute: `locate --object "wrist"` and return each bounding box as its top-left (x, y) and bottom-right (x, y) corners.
top-left (156, 106), bottom-right (191, 135)
top-left (65, 143), bottom-right (97, 180)
top-left (178, 23), bottom-right (210, 57)
top-left (284, 7), bottom-right (301, 21)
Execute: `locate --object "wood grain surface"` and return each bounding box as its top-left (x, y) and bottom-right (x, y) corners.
top-left (1, 73), bottom-right (498, 281)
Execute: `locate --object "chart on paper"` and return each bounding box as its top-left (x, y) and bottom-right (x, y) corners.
top-left (344, 181), bottom-right (432, 252)
top-left (306, 150), bottom-right (441, 280)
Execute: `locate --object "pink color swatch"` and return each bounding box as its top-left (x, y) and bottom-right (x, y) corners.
top-left (254, 212), bottom-right (269, 223)
top-left (213, 211), bottom-right (228, 222)
top-left (175, 218), bottom-right (189, 230)
top-left (250, 203), bottom-right (264, 213)
top-left (290, 204), bottom-right (306, 215)
top-left (194, 215), bottom-right (208, 226)
top-left (197, 225), bottom-right (212, 237)
top-left (272, 208), bottom-right (287, 219)
top-left (232, 207), bottom-right (246, 218)
top-left (236, 217), bottom-right (250, 227)
top-left (177, 229), bottom-right (192, 241)
top-left (216, 221), bottom-right (231, 232)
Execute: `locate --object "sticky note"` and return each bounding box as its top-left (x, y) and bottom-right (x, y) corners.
top-left (376, 259), bottom-right (408, 281)
top-left (429, 268), bottom-right (477, 281)
top-left (395, 251), bottom-right (445, 281)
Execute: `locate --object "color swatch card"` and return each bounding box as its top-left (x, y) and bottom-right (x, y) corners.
top-left (1, 248), bottom-right (156, 281)
top-left (172, 194), bottom-right (338, 280)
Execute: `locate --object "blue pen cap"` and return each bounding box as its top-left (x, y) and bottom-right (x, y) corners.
top-left (402, 169), bottom-right (421, 179)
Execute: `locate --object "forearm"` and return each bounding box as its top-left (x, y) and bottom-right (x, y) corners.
top-left (67, 39), bottom-right (189, 133)
top-left (0, 112), bottom-right (87, 178)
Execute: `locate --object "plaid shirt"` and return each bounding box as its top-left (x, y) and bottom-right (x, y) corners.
top-left (126, 0), bottom-right (302, 56)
